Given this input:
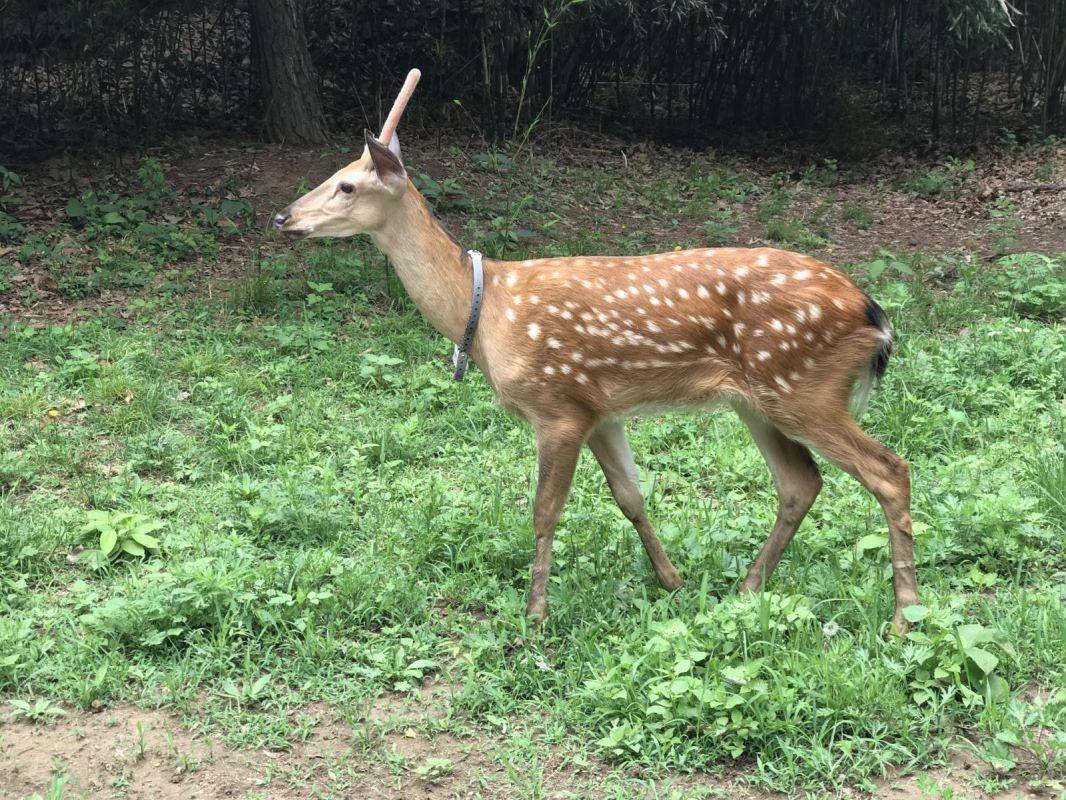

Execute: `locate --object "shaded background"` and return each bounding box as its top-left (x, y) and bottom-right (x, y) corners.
top-left (1, 0), bottom-right (1064, 160)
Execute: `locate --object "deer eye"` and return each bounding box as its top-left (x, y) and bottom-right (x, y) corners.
top-left (339, 182), bottom-right (355, 195)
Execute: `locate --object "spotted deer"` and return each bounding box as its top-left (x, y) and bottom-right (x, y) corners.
top-left (275, 69), bottom-right (919, 634)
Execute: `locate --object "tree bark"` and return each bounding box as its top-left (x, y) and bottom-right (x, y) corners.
top-left (249, 0), bottom-right (328, 144)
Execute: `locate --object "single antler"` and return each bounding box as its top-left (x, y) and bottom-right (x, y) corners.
top-left (379, 68), bottom-right (421, 143)
top-left (275, 68), bottom-right (919, 637)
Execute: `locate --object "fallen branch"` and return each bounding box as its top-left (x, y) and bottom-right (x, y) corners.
top-left (1003, 181), bottom-right (1066, 193)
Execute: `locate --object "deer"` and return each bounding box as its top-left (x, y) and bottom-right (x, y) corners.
top-left (274, 69), bottom-right (920, 635)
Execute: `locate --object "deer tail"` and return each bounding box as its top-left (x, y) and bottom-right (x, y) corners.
top-left (853, 296), bottom-right (893, 416)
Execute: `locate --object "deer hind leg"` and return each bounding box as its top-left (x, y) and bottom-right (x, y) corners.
top-left (587, 421), bottom-right (683, 591)
top-left (525, 414), bottom-right (591, 622)
top-left (783, 413), bottom-right (918, 634)
top-left (735, 408), bottom-right (823, 593)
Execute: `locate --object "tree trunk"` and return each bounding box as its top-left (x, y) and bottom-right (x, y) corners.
top-left (249, 0), bottom-right (328, 144)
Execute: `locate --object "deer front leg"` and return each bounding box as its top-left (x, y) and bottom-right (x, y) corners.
top-left (587, 421), bottom-right (682, 591)
top-left (526, 418), bottom-right (588, 622)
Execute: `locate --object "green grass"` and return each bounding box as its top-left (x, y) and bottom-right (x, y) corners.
top-left (842, 201), bottom-right (873, 229)
top-left (1, 154), bottom-right (1066, 795)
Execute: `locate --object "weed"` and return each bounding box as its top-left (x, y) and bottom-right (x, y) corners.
top-left (1, 149), bottom-right (1065, 796)
top-left (1031, 433), bottom-right (1066, 528)
top-left (702, 210), bottom-right (738, 246)
top-left (79, 510), bottom-right (163, 568)
top-left (0, 165), bottom-right (24, 243)
top-left (1035, 158), bottom-right (1057, 182)
top-left (985, 253), bottom-right (1066, 319)
top-left (412, 171), bottom-right (471, 212)
top-left (842, 201), bottom-right (873, 228)
top-left (9, 698), bottom-right (66, 723)
top-left (987, 197), bottom-right (1022, 255)
top-left (413, 756), bottom-right (454, 783)
top-left (24, 772), bottom-right (69, 800)
top-left (904, 157), bottom-right (975, 198)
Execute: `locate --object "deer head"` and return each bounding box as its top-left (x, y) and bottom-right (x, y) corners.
top-left (274, 69), bottom-right (420, 237)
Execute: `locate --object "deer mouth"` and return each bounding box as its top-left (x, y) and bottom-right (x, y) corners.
top-left (273, 210), bottom-right (313, 236)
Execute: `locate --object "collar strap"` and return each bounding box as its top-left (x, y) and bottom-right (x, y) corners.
top-left (452, 249), bottom-right (484, 380)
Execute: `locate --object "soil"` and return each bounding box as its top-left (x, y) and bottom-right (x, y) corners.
top-left (2, 131), bottom-right (1064, 327)
top-left (1, 699), bottom-right (1056, 799)
top-left (1, 132), bottom-right (1064, 798)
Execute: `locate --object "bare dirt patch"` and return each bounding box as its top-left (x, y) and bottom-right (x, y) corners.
top-left (0, 698), bottom-right (756, 800)
top-left (3, 131), bottom-right (1064, 327)
top-left (2, 698), bottom-right (1056, 799)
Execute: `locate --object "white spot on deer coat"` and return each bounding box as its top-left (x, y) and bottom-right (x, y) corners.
top-left (697, 285), bottom-right (710, 299)
top-left (505, 308), bottom-right (516, 322)
top-left (528, 323), bottom-right (540, 339)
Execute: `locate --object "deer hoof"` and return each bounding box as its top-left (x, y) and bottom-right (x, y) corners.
top-left (888, 615), bottom-right (910, 639)
top-left (525, 596), bottom-right (548, 623)
top-left (658, 567), bottom-right (683, 592)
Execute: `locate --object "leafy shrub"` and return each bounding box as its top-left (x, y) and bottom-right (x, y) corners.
top-left (841, 201), bottom-right (872, 228)
top-left (904, 157), bottom-right (974, 198)
top-left (985, 253), bottom-right (1066, 319)
top-left (688, 167), bottom-right (756, 204)
top-left (79, 510), bottom-right (163, 567)
top-left (0, 166), bottom-right (24, 243)
top-left (412, 171), bottom-right (471, 211)
top-left (582, 593), bottom-right (818, 762)
top-left (1031, 433), bottom-right (1066, 530)
top-left (702, 210), bottom-right (738, 245)
top-left (893, 604), bottom-right (1016, 707)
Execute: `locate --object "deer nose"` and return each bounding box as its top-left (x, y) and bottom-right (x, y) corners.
top-left (273, 210), bottom-right (290, 229)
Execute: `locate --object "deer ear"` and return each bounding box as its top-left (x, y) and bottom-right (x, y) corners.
top-left (364, 129), bottom-right (405, 183)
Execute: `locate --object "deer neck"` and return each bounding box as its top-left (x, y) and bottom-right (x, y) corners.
top-left (370, 184), bottom-right (470, 344)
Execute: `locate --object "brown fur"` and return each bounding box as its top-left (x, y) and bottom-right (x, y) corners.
top-left (278, 129), bottom-right (918, 636)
